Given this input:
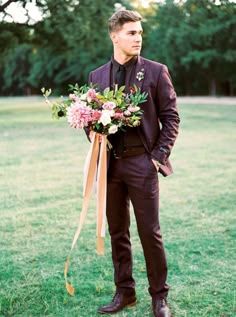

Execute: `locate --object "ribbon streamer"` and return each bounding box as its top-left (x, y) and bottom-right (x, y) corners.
top-left (64, 132), bottom-right (107, 296)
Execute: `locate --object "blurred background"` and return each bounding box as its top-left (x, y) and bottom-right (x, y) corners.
top-left (0, 0), bottom-right (235, 96)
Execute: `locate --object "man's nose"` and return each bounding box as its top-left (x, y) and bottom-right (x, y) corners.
top-left (135, 34), bottom-right (142, 42)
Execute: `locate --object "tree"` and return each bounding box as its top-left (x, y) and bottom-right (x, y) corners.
top-left (143, 0), bottom-right (236, 95)
top-left (181, 0), bottom-right (236, 95)
top-left (0, 21), bottom-right (32, 94)
top-left (143, 0), bottom-right (191, 94)
top-left (0, 0), bottom-right (128, 95)
top-left (30, 0), bottom-right (124, 92)
top-left (0, 0), bottom-right (235, 95)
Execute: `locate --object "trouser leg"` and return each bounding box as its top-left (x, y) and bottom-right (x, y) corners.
top-left (106, 153), bottom-right (169, 298)
top-left (106, 160), bottom-right (135, 293)
top-left (122, 153), bottom-right (169, 299)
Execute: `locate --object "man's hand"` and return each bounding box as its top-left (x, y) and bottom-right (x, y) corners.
top-left (89, 130), bottom-right (103, 142)
top-left (89, 130), bottom-right (94, 142)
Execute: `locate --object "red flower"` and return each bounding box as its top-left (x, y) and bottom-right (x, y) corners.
top-left (129, 86), bottom-right (136, 94)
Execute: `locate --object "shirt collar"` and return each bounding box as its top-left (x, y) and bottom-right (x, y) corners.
top-left (111, 55), bottom-right (138, 70)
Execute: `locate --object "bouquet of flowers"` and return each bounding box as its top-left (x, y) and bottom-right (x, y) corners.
top-left (41, 84), bottom-right (147, 135)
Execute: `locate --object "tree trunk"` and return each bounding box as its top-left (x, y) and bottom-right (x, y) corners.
top-left (209, 77), bottom-right (216, 96)
top-left (229, 81), bottom-right (234, 96)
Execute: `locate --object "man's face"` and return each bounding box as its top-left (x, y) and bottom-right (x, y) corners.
top-left (111, 21), bottom-right (143, 58)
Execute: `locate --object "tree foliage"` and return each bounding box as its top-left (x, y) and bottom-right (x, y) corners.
top-left (143, 0), bottom-right (236, 95)
top-left (0, 0), bottom-right (235, 96)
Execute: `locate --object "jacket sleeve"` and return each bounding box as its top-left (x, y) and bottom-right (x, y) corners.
top-left (151, 65), bottom-right (180, 164)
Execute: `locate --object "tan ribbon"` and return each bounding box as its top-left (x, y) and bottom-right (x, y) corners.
top-left (64, 132), bottom-right (107, 296)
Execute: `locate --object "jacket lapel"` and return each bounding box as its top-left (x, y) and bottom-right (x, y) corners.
top-left (133, 56), bottom-right (145, 91)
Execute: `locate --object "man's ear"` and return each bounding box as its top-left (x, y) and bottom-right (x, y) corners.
top-left (110, 32), bottom-right (118, 44)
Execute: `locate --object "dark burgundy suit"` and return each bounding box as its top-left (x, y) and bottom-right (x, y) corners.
top-left (88, 56), bottom-right (180, 299)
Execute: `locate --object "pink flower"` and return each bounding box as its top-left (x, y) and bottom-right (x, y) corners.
top-left (87, 88), bottom-right (97, 102)
top-left (114, 112), bottom-right (124, 120)
top-left (67, 101), bottom-right (92, 129)
top-left (102, 101), bottom-right (116, 110)
top-left (91, 109), bottom-right (102, 122)
top-left (69, 94), bottom-right (80, 102)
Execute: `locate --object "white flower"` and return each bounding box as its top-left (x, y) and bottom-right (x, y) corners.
top-left (136, 70), bottom-right (144, 81)
top-left (74, 99), bottom-right (87, 107)
top-left (124, 110), bottom-right (131, 116)
top-left (133, 120), bottom-right (141, 127)
top-left (80, 93), bottom-right (87, 101)
top-left (99, 110), bottom-right (112, 126)
top-left (108, 125), bottom-right (118, 134)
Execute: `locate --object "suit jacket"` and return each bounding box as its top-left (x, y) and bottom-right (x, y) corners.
top-left (88, 56), bottom-right (180, 177)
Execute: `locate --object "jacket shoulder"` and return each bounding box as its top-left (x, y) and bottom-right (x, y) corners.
top-left (140, 56), bottom-right (171, 84)
top-left (140, 56), bottom-right (166, 70)
top-left (89, 61), bottom-right (110, 76)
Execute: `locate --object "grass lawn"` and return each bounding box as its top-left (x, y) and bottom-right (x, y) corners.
top-left (0, 96), bottom-right (235, 317)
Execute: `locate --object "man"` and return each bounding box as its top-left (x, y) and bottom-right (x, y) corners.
top-left (87, 9), bottom-right (180, 317)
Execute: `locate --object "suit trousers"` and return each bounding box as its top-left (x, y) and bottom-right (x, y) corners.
top-left (106, 152), bottom-right (170, 299)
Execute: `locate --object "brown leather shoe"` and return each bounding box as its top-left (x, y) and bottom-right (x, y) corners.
top-left (152, 298), bottom-right (171, 317)
top-left (98, 291), bottom-right (137, 314)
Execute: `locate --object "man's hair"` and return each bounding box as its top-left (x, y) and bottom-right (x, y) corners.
top-left (108, 10), bottom-right (142, 33)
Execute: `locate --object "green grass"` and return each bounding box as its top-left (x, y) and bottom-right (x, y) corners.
top-left (0, 96), bottom-right (236, 317)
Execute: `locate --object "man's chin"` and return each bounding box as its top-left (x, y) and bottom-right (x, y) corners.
top-left (128, 50), bottom-right (141, 56)
top-left (134, 49), bottom-right (141, 55)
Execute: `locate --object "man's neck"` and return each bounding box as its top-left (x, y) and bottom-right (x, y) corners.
top-left (113, 53), bottom-right (136, 65)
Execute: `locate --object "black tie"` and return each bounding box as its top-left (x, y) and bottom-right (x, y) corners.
top-left (110, 64), bottom-right (126, 156)
top-left (115, 65), bottom-right (126, 88)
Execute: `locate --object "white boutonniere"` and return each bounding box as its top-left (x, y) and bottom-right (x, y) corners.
top-left (136, 69), bottom-right (145, 81)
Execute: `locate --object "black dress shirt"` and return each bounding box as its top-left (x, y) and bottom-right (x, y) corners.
top-left (109, 56), bottom-right (143, 152)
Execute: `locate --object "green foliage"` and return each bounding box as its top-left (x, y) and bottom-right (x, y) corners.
top-left (129, 84), bottom-right (148, 105)
top-left (41, 84), bottom-right (90, 119)
top-left (0, 0), bottom-right (235, 96)
top-left (31, 0), bottom-right (119, 88)
top-left (143, 0), bottom-right (236, 95)
top-left (0, 22), bottom-right (28, 56)
top-left (0, 22), bottom-right (33, 95)
top-left (2, 43), bottom-right (32, 95)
